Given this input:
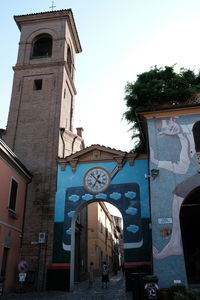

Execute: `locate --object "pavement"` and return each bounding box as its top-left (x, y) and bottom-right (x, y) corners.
top-left (1, 273), bottom-right (132, 300)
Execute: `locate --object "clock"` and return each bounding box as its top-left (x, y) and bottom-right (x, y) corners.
top-left (83, 167), bottom-right (110, 194)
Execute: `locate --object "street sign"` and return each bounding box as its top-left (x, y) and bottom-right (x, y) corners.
top-left (19, 273), bottom-right (27, 282)
top-left (38, 232), bottom-right (46, 243)
top-left (18, 261), bottom-right (28, 273)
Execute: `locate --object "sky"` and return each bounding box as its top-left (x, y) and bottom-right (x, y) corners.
top-left (1, 0), bottom-right (200, 152)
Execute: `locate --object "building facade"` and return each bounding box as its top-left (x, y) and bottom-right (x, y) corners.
top-left (0, 139), bottom-right (31, 293)
top-left (141, 105), bottom-right (200, 288)
top-left (3, 7), bottom-right (200, 294)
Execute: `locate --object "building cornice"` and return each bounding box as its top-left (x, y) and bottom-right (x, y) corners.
top-left (138, 104), bottom-right (200, 119)
top-left (57, 144), bottom-right (147, 172)
top-left (0, 139), bottom-right (32, 182)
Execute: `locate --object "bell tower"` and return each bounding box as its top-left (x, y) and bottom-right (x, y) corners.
top-left (4, 10), bottom-right (82, 289)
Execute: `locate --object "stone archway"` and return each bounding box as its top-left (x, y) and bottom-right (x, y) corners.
top-left (180, 187), bottom-right (200, 284)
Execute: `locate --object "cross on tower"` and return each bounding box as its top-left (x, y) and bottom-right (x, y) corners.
top-left (49, 1), bottom-right (56, 11)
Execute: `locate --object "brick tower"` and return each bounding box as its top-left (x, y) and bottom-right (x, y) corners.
top-left (4, 10), bottom-right (83, 290)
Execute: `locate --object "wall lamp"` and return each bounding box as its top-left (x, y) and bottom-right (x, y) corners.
top-left (151, 169), bottom-right (159, 179)
top-left (144, 169), bottom-right (160, 179)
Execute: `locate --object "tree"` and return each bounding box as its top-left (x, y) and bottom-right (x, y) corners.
top-left (123, 66), bottom-right (200, 153)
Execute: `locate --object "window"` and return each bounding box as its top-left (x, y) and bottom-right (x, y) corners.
top-left (31, 34), bottom-right (52, 58)
top-left (34, 79), bottom-right (42, 90)
top-left (9, 179), bottom-right (18, 212)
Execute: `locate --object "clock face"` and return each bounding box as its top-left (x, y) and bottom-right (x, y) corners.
top-left (83, 167), bottom-right (110, 194)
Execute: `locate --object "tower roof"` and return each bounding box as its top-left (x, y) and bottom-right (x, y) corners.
top-left (14, 9), bottom-right (82, 53)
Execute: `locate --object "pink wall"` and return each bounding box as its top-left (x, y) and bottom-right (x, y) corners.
top-left (0, 158), bottom-right (27, 293)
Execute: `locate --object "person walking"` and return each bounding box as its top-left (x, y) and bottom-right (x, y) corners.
top-left (88, 262), bottom-right (94, 288)
top-left (101, 261), bottom-right (109, 288)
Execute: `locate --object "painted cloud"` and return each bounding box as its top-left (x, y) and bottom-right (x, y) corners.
top-left (67, 211), bottom-right (75, 218)
top-left (68, 194), bottom-right (80, 202)
top-left (95, 193), bottom-right (107, 200)
top-left (125, 191), bottom-right (136, 199)
top-left (82, 194), bottom-right (93, 201)
top-left (66, 228), bottom-right (72, 235)
top-left (125, 207), bottom-right (137, 215)
top-left (110, 192), bottom-right (121, 201)
top-left (127, 225), bottom-right (139, 233)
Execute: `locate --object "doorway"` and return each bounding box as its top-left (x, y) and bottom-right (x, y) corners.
top-left (180, 188), bottom-right (200, 284)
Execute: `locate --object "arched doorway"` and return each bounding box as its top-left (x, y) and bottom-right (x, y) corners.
top-left (180, 187), bottom-right (200, 284)
top-left (70, 200), bottom-right (124, 290)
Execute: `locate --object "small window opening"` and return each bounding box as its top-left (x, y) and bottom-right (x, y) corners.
top-left (9, 179), bottom-right (18, 212)
top-left (34, 79), bottom-right (42, 90)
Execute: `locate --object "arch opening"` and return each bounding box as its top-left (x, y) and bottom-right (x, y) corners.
top-left (180, 187), bottom-right (200, 284)
top-left (67, 45), bottom-right (74, 76)
top-left (31, 34), bottom-right (52, 58)
top-left (70, 200), bottom-right (124, 289)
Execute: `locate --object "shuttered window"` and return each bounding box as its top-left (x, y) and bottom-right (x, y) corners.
top-left (9, 179), bottom-right (18, 211)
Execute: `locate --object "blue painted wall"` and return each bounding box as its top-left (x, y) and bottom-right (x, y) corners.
top-left (148, 114), bottom-right (200, 287)
top-left (53, 159), bottom-right (151, 264)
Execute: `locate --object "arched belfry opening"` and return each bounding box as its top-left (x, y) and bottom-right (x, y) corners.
top-left (67, 45), bottom-right (73, 75)
top-left (180, 187), bottom-right (200, 284)
top-left (31, 34), bottom-right (52, 58)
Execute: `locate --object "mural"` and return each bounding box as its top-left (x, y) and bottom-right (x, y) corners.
top-left (149, 115), bottom-right (200, 260)
top-left (53, 155), bottom-right (151, 265)
top-left (63, 183), bottom-right (143, 251)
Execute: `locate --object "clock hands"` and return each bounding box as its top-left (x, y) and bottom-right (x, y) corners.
top-left (91, 174), bottom-right (102, 187)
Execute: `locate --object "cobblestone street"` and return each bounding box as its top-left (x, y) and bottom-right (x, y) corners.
top-left (1, 273), bottom-right (132, 300)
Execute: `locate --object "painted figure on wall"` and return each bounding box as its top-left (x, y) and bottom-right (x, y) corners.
top-left (150, 117), bottom-right (200, 259)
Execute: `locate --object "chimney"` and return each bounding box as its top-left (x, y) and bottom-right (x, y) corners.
top-left (76, 127), bottom-right (83, 138)
top-left (0, 129), bottom-right (6, 139)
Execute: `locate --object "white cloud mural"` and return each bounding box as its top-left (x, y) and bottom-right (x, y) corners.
top-left (127, 225), bottom-right (139, 233)
top-left (67, 211), bottom-right (75, 218)
top-left (110, 192), bottom-right (121, 200)
top-left (125, 207), bottom-right (137, 215)
top-left (95, 193), bottom-right (107, 200)
top-left (82, 194), bottom-right (93, 201)
top-left (68, 195), bottom-right (80, 202)
top-left (125, 191), bottom-right (136, 199)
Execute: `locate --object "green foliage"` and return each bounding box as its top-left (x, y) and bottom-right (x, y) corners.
top-left (168, 284), bottom-right (186, 299)
top-left (174, 289), bottom-right (200, 300)
top-left (123, 65), bottom-right (200, 152)
top-left (167, 284), bottom-right (200, 300)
